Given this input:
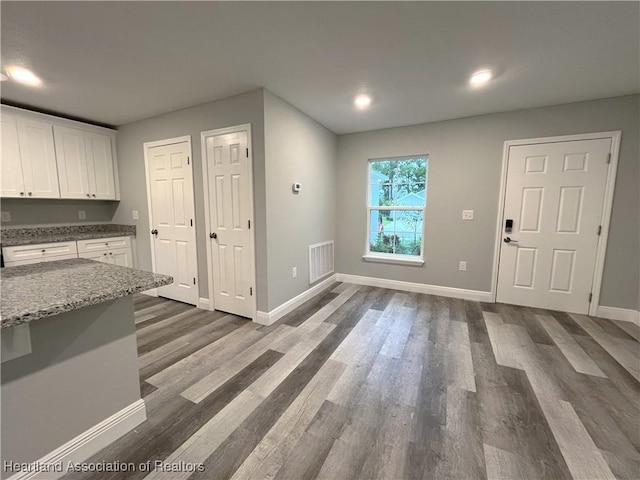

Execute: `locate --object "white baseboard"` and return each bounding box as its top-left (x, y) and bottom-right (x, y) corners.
top-left (255, 274), bottom-right (337, 326)
top-left (335, 273), bottom-right (493, 302)
top-left (7, 400), bottom-right (147, 480)
top-left (596, 306), bottom-right (640, 326)
top-left (198, 297), bottom-right (212, 311)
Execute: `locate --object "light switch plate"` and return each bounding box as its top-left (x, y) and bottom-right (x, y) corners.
top-left (292, 267), bottom-right (297, 278)
top-left (78, 210), bottom-right (86, 220)
top-left (1, 211), bottom-right (11, 222)
top-left (459, 261), bottom-right (467, 271)
top-left (132, 210), bottom-right (139, 220)
top-left (462, 210), bottom-right (474, 220)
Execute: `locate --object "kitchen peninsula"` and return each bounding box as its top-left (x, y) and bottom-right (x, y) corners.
top-left (1, 258), bottom-right (172, 479)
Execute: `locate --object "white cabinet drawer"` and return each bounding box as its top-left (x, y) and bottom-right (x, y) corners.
top-left (77, 236), bottom-right (131, 253)
top-left (3, 241), bottom-right (78, 263)
top-left (4, 253), bottom-right (79, 267)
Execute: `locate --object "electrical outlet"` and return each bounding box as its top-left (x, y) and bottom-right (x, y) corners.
top-left (462, 210), bottom-right (474, 220)
top-left (132, 210), bottom-right (139, 220)
top-left (1, 211), bottom-right (11, 222)
top-left (78, 210), bottom-right (86, 220)
top-left (459, 261), bottom-right (467, 271)
top-left (292, 267), bottom-right (297, 278)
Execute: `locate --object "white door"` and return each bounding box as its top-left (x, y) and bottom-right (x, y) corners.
top-left (496, 138), bottom-right (612, 314)
top-left (86, 132), bottom-right (116, 200)
top-left (16, 117), bottom-right (60, 198)
top-left (1, 113), bottom-right (26, 198)
top-left (146, 140), bottom-right (198, 305)
top-left (54, 126), bottom-right (91, 199)
top-left (203, 129), bottom-right (254, 318)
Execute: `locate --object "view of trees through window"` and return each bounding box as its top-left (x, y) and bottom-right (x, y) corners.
top-left (368, 156), bottom-right (428, 257)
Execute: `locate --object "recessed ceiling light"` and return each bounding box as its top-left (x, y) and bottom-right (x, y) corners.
top-left (354, 94), bottom-right (372, 109)
top-left (469, 69), bottom-right (493, 87)
top-left (7, 66), bottom-right (42, 87)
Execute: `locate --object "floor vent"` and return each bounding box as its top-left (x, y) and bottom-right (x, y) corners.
top-left (309, 240), bottom-right (334, 284)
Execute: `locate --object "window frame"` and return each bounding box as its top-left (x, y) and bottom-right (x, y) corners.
top-left (364, 155), bottom-right (427, 266)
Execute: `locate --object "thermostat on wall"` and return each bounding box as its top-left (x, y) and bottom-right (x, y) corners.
top-left (292, 182), bottom-right (302, 193)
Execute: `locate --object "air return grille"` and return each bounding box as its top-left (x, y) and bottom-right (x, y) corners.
top-left (309, 240), bottom-right (334, 284)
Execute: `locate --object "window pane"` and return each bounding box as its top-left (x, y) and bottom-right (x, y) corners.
top-left (370, 157), bottom-right (428, 207)
top-left (369, 209), bottom-right (423, 256)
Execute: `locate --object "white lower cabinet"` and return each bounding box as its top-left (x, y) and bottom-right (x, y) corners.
top-left (77, 236), bottom-right (133, 267)
top-left (3, 237), bottom-right (133, 268)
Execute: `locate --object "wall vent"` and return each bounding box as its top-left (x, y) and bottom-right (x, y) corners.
top-left (309, 240), bottom-right (334, 284)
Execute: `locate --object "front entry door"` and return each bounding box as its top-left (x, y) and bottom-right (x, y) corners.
top-left (202, 129), bottom-right (254, 319)
top-left (496, 137), bottom-right (612, 314)
top-left (147, 140), bottom-right (198, 305)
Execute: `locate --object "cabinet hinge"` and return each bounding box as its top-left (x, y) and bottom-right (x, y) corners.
top-left (246, 148), bottom-right (249, 158)
top-left (250, 287), bottom-right (253, 296)
top-left (248, 220), bottom-right (251, 229)
top-left (588, 293), bottom-right (593, 303)
top-left (597, 225), bottom-right (602, 235)
top-left (193, 277), bottom-right (196, 285)
top-left (187, 156), bottom-right (190, 165)
top-left (606, 153), bottom-right (611, 164)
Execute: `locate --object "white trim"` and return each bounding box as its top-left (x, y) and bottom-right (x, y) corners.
top-left (362, 254), bottom-right (424, 266)
top-left (7, 400), bottom-right (146, 480)
top-left (143, 136), bottom-right (198, 306)
top-left (336, 273), bottom-right (492, 302)
top-left (201, 124), bottom-right (257, 321)
top-left (198, 297), bottom-right (212, 311)
top-left (491, 131), bottom-right (622, 318)
top-left (255, 274), bottom-right (337, 326)
top-left (596, 306), bottom-right (640, 326)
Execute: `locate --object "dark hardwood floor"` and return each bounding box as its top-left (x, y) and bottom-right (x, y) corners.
top-left (64, 283), bottom-right (640, 480)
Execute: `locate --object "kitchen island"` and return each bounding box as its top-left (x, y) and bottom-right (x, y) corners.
top-left (1, 258), bottom-right (172, 480)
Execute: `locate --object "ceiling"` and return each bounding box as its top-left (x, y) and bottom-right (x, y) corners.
top-left (1, 2), bottom-right (638, 134)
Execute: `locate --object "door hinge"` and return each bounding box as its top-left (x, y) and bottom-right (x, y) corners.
top-left (249, 287), bottom-right (253, 296)
top-left (187, 156), bottom-right (190, 165)
top-left (606, 153), bottom-right (611, 164)
top-left (190, 219), bottom-right (193, 227)
top-left (248, 220), bottom-right (251, 229)
top-left (246, 148), bottom-right (249, 158)
top-left (597, 225), bottom-right (602, 235)
top-left (193, 277), bottom-right (196, 285)
top-left (588, 293), bottom-right (593, 303)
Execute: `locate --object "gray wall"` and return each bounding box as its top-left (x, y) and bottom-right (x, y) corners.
top-left (336, 95), bottom-right (639, 311)
top-left (112, 90), bottom-right (268, 309)
top-left (263, 91), bottom-right (338, 311)
top-left (0, 199), bottom-right (118, 226)
top-left (1, 298), bottom-right (140, 474)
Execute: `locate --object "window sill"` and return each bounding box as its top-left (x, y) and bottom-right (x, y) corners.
top-left (362, 254), bottom-right (425, 266)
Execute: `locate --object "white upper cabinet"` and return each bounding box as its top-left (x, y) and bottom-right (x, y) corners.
top-left (1, 106), bottom-right (119, 200)
top-left (54, 126), bottom-right (91, 198)
top-left (85, 132), bottom-right (116, 199)
top-left (0, 114), bottom-right (60, 198)
top-left (1, 113), bottom-right (25, 197)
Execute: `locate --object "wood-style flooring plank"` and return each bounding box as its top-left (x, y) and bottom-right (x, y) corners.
top-left (611, 320), bottom-right (640, 342)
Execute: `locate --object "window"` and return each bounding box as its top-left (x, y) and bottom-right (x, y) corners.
top-left (365, 155), bottom-right (428, 265)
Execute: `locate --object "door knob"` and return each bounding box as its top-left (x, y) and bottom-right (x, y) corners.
top-left (92, 194), bottom-right (96, 198)
top-left (19, 192), bottom-right (24, 196)
top-left (209, 232), bottom-right (217, 239)
top-left (503, 237), bottom-right (518, 243)
top-left (151, 229), bottom-right (158, 235)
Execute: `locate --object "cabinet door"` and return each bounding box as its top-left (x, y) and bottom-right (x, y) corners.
top-left (0, 113), bottom-right (26, 197)
top-left (54, 126), bottom-right (91, 199)
top-left (79, 251), bottom-right (109, 263)
top-left (109, 249), bottom-right (132, 268)
top-left (16, 117), bottom-right (60, 198)
top-left (85, 132), bottom-right (116, 200)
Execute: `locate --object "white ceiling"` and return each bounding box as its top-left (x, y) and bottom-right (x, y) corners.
top-left (1, 2), bottom-right (638, 134)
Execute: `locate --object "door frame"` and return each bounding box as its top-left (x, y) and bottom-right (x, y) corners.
top-left (200, 124), bottom-right (257, 321)
top-left (142, 135), bottom-right (198, 300)
top-left (491, 131), bottom-right (622, 316)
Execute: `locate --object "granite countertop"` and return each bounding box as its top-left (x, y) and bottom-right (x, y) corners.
top-left (1, 224), bottom-right (137, 247)
top-left (1, 258), bottom-right (172, 328)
